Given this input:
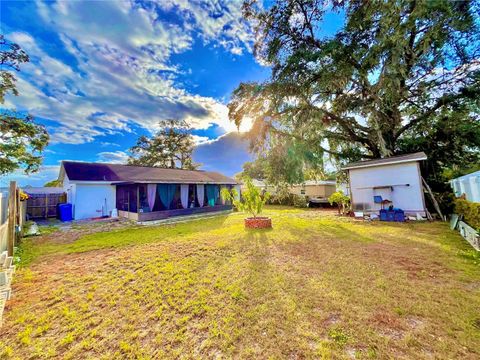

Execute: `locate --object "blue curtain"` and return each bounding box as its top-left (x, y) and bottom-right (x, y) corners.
top-left (206, 185), bottom-right (219, 206)
top-left (157, 184), bottom-right (177, 209)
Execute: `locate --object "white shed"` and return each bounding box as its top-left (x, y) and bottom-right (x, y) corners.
top-left (450, 171), bottom-right (480, 203)
top-left (342, 152), bottom-right (428, 216)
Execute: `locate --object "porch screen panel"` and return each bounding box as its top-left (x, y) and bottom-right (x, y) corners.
top-left (157, 184), bottom-right (176, 209)
top-left (180, 184), bottom-right (189, 209)
top-left (206, 185), bottom-right (219, 207)
top-left (147, 184), bottom-right (156, 211)
top-left (196, 185), bottom-right (205, 207)
top-left (116, 185), bottom-right (137, 212)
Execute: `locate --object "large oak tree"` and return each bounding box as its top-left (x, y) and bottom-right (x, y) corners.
top-left (230, 0), bottom-right (480, 185)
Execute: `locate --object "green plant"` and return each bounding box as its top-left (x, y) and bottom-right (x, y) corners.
top-left (455, 198), bottom-right (480, 231)
top-left (268, 183), bottom-right (291, 205)
top-left (328, 191), bottom-right (350, 215)
top-left (292, 194), bottom-right (308, 208)
top-left (221, 177), bottom-right (270, 218)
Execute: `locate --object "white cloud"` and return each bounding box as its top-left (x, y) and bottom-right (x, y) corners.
top-left (5, 0), bottom-right (255, 145)
top-left (97, 151), bottom-right (129, 164)
top-left (191, 135), bottom-right (211, 145)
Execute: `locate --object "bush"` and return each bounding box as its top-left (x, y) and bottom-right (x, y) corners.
top-left (454, 198), bottom-right (480, 231)
top-left (292, 194), bottom-right (308, 208)
top-left (328, 191), bottom-right (350, 215)
top-left (268, 183), bottom-right (291, 205)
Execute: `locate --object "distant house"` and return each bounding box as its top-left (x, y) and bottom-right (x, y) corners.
top-left (342, 152), bottom-right (428, 216)
top-left (245, 179), bottom-right (336, 205)
top-left (58, 161), bottom-right (239, 221)
top-left (289, 180), bottom-right (336, 204)
top-left (450, 170), bottom-right (480, 202)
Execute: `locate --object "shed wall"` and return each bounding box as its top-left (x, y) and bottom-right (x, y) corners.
top-left (349, 162), bottom-right (425, 215)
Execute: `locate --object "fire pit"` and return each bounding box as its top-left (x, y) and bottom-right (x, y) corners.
top-left (244, 217), bottom-right (272, 229)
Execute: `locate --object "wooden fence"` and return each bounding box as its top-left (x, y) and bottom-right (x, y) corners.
top-left (26, 193), bottom-right (66, 219)
top-left (0, 182), bottom-right (27, 254)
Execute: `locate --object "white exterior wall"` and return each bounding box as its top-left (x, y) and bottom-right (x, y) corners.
top-left (349, 162), bottom-right (425, 215)
top-left (73, 184), bottom-right (116, 220)
top-left (62, 175), bottom-right (116, 220)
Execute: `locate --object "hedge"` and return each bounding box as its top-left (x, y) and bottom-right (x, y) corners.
top-left (454, 198), bottom-right (480, 231)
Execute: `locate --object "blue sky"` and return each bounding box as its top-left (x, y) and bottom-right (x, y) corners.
top-left (1, 0), bottom-right (344, 187)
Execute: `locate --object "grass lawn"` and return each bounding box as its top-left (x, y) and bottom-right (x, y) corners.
top-left (1, 207), bottom-right (479, 359)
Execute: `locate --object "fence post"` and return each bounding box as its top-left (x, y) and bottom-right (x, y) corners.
top-left (7, 181), bottom-right (17, 257)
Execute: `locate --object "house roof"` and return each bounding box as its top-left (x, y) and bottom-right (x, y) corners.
top-left (60, 161), bottom-right (237, 185)
top-left (450, 170), bottom-right (480, 183)
top-left (342, 152), bottom-right (427, 170)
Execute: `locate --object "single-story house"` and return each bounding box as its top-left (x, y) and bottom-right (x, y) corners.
top-left (450, 170), bottom-right (480, 203)
top-left (342, 152), bottom-right (428, 216)
top-left (58, 161), bottom-right (239, 221)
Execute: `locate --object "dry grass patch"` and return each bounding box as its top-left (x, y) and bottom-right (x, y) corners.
top-left (0, 207), bottom-right (479, 359)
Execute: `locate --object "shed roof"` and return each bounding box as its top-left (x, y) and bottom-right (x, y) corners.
top-left (342, 152), bottom-right (427, 170)
top-left (60, 161), bottom-right (237, 185)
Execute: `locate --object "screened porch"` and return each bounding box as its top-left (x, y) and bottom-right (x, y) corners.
top-left (116, 183), bottom-right (234, 221)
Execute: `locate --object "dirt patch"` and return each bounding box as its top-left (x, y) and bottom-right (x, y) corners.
top-left (370, 310), bottom-right (406, 340)
top-left (323, 313), bottom-right (341, 327)
top-left (362, 242), bottom-right (453, 280)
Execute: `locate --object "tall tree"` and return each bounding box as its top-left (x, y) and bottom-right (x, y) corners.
top-left (230, 0), bottom-right (480, 177)
top-left (128, 119), bottom-right (199, 170)
top-left (0, 34), bottom-right (49, 175)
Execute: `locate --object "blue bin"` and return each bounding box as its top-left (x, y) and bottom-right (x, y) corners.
top-left (386, 211), bottom-right (395, 222)
top-left (394, 210), bottom-right (405, 222)
top-left (58, 203), bottom-right (73, 222)
top-left (379, 209), bottom-right (388, 221)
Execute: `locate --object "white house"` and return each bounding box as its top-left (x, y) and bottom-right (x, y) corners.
top-left (342, 152), bottom-right (428, 216)
top-left (450, 170), bottom-right (480, 202)
top-left (58, 161), bottom-right (238, 221)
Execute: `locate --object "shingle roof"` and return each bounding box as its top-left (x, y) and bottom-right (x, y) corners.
top-left (342, 152), bottom-right (427, 170)
top-left (61, 161), bottom-right (237, 184)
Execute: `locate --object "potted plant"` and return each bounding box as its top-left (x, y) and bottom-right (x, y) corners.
top-left (221, 177), bottom-right (272, 229)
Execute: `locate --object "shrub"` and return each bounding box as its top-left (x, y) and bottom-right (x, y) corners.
top-left (268, 183), bottom-right (291, 205)
top-left (328, 191), bottom-right (350, 215)
top-left (292, 194), bottom-right (308, 208)
top-left (221, 177), bottom-right (270, 218)
top-left (454, 198), bottom-right (480, 231)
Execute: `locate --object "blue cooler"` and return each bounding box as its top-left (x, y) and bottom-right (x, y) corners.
top-left (58, 203), bottom-right (73, 222)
